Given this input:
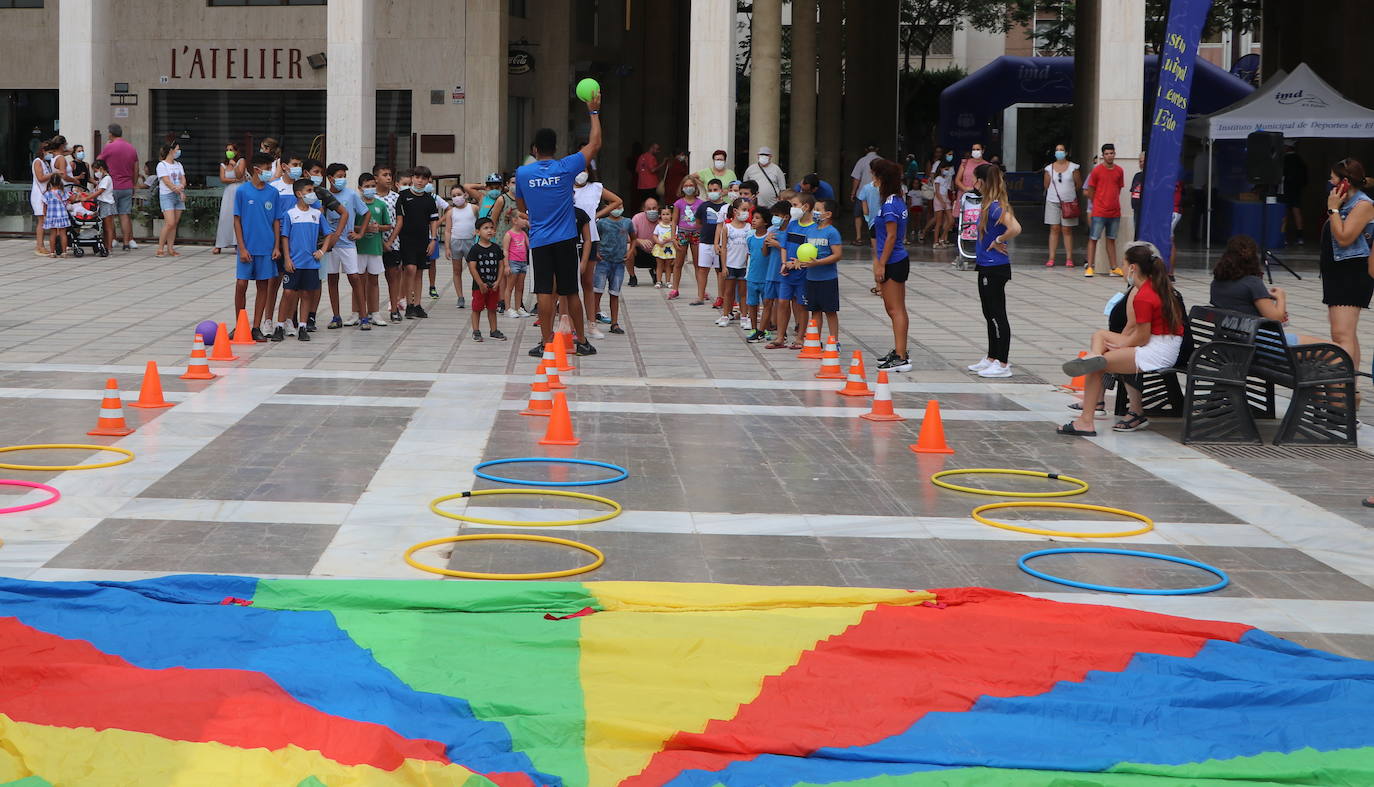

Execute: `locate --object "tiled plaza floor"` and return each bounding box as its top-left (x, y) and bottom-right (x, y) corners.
top-left (3, 234), bottom-right (1374, 659)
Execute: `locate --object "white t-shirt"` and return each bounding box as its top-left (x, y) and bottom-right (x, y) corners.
top-left (851, 152), bottom-right (879, 187)
top-left (1044, 162), bottom-right (1080, 204)
top-left (449, 203), bottom-right (477, 240)
top-left (95, 174), bottom-right (115, 205)
top-left (155, 161), bottom-right (184, 196)
top-left (724, 222), bottom-right (750, 269)
top-left (573, 182), bottom-right (604, 242)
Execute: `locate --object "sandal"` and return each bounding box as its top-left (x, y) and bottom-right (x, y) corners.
top-left (1113, 412), bottom-right (1150, 432)
top-left (788, 341), bottom-right (804, 350)
top-left (1056, 422), bottom-right (1098, 437)
top-left (1362, 496), bottom-right (1374, 509)
top-left (765, 340), bottom-right (787, 349)
top-left (869, 286), bottom-right (880, 295)
top-left (1068, 401), bottom-right (1108, 418)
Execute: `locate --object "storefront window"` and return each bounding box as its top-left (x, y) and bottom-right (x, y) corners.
top-left (152, 88), bottom-right (326, 187)
top-left (208, 1), bottom-right (325, 6)
top-left (0, 90), bottom-right (57, 183)
top-left (375, 89), bottom-right (412, 172)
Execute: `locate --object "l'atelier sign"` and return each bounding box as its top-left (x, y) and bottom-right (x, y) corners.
top-left (169, 47), bottom-right (306, 80)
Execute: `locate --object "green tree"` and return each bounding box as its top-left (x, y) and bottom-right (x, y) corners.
top-left (900, 0), bottom-right (1026, 73)
top-left (1007, 0), bottom-right (1263, 58)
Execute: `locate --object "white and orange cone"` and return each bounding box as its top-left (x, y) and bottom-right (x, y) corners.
top-left (860, 371), bottom-right (905, 422)
top-left (521, 363), bottom-right (554, 417)
top-left (815, 336), bottom-right (845, 380)
top-left (837, 351), bottom-right (874, 396)
top-left (87, 378), bottom-right (135, 436)
top-left (179, 334), bottom-right (217, 380)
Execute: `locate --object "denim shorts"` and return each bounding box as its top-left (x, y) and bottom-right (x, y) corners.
top-left (159, 192), bottom-right (185, 212)
top-left (112, 189), bottom-right (133, 215)
top-left (508, 257), bottom-right (529, 275)
top-left (594, 257), bottom-right (626, 296)
top-left (1089, 216), bottom-right (1120, 241)
top-left (746, 280), bottom-right (767, 306)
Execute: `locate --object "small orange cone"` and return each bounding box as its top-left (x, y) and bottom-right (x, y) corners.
top-left (909, 399), bottom-right (955, 454)
top-left (837, 351), bottom-right (874, 396)
top-left (129, 361), bottom-right (174, 409)
top-left (860, 371), bottom-right (905, 421)
top-left (208, 322), bottom-right (239, 362)
top-left (815, 336), bottom-right (845, 380)
top-left (1064, 351), bottom-right (1087, 392)
top-left (179, 334), bottom-right (218, 380)
top-left (230, 309), bottom-right (257, 346)
top-left (552, 332), bottom-right (576, 372)
top-left (521, 363), bottom-right (553, 417)
top-left (542, 351), bottom-right (566, 390)
top-left (539, 391), bottom-right (581, 446)
top-left (87, 378), bottom-right (135, 436)
top-left (797, 319), bottom-right (823, 359)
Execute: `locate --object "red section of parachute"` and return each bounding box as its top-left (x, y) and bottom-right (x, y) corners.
top-left (0, 617), bottom-right (450, 770)
top-left (625, 588), bottom-right (1252, 786)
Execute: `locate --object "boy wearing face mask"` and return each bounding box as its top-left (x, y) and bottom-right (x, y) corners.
top-left (573, 168), bottom-right (624, 337)
top-left (446, 186), bottom-right (479, 309)
top-left (299, 159), bottom-right (348, 331)
top-left (770, 193), bottom-right (816, 349)
top-left (385, 166), bottom-right (440, 320)
top-left (273, 179), bottom-right (333, 342)
top-left (745, 204), bottom-right (779, 343)
top-left (593, 206), bottom-right (633, 334)
top-left (762, 200), bottom-right (792, 345)
top-left (271, 155), bottom-right (304, 197)
top-left (320, 163), bottom-right (368, 329)
top-left (798, 198), bottom-right (844, 342)
top-left (356, 172), bottom-right (390, 327)
top-left (232, 152), bottom-right (284, 342)
top-left (694, 178), bottom-right (729, 306)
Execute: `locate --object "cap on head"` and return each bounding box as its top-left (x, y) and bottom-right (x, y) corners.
top-left (485, 172), bottom-right (503, 185)
top-left (757, 146), bottom-right (773, 156)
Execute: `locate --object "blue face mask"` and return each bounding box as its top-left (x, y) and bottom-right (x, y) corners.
top-left (332, 177), bottom-right (347, 190)
top-left (289, 166), bottom-right (303, 179)
top-left (362, 186), bottom-right (377, 198)
top-left (945, 154), bottom-right (953, 162)
top-left (302, 191), bottom-right (319, 206)
top-left (423, 182), bottom-right (435, 194)
top-left (310, 174), bottom-right (323, 186)
top-left (770, 216), bottom-right (782, 228)
top-left (74, 151), bottom-right (85, 161)
top-left (173, 149), bottom-right (181, 160)
top-left (1054, 150), bottom-right (1067, 161)
top-left (812, 210), bottom-right (825, 221)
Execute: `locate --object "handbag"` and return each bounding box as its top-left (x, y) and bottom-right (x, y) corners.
top-left (1052, 169), bottom-right (1080, 219)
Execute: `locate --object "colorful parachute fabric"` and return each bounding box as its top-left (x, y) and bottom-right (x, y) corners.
top-left (0, 576), bottom-right (1371, 786)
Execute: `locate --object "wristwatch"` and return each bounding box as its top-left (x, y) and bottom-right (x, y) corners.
top-left (1328, 208), bottom-right (1340, 216)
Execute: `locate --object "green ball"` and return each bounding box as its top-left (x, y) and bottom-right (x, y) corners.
top-left (797, 242), bottom-right (819, 262)
top-left (576, 78), bottom-right (601, 103)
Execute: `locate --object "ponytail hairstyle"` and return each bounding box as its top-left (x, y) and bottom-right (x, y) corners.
top-left (1125, 242), bottom-right (1182, 333)
top-left (729, 196), bottom-right (753, 223)
top-left (871, 157), bottom-right (902, 202)
top-left (974, 163), bottom-right (1015, 234)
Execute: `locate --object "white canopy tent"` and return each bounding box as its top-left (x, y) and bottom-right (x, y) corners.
top-left (1185, 64), bottom-right (1374, 248)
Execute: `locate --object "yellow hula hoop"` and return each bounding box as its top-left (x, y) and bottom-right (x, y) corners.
top-left (0, 444), bottom-right (135, 471)
top-left (931, 468), bottom-right (1089, 498)
top-left (429, 488), bottom-right (622, 527)
top-left (405, 534), bottom-right (605, 580)
top-left (971, 501), bottom-right (1155, 539)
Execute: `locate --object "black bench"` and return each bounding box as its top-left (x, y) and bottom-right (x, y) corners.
top-left (1175, 305), bottom-right (1357, 445)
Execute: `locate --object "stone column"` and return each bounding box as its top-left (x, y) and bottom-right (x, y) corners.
top-left (748, 0), bottom-right (782, 169)
top-left (327, 0), bottom-right (375, 171)
top-left (58, 0), bottom-right (108, 154)
top-left (535, 3), bottom-right (572, 155)
top-left (689, 0), bottom-right (737, 176)
top-left (1078, 1), bottom-right (1145, 246)
top-left (464, 0), bottom-right (507, 179)
top-left (788, 0), bottom-right (817, 177)
top-left (839, 0), bottom-right (869, 199)
top-left (865, 0), bottom-right (899, 158)
top-left (815, 0), bottom-right (842, 191)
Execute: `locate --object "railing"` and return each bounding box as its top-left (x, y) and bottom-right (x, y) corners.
top-left (0, 182), bottom-right (229, 243)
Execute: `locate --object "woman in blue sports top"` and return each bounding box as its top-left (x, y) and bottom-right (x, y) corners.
top-left (968, 163), bottom-right (1021, 379)
top-left (870, 157), bottom-right (913, 373)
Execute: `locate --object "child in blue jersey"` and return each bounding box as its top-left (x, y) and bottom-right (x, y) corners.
top-left (799, 198), bottom-right (844, 342)
top-left (273, 179), bottom-right (333, 342)
top-left (772, 192), bottom-right (819, 349)
top-left (744, 204), bottom-right (777, 343)
top-left (763, 200), bottom-right (792, 348)
top-left (232, 152), bottom-right (283, 342)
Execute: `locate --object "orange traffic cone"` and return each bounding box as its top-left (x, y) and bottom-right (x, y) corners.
top-left (815, 336), bottom-right (845, 380)
top-left (521, 363), bottom-right (553, 417)
top-left (542, 350), bottom-right (566, 389)
top-left (909, 399), bottom-right (955, 454)
top-left (180, 334), bottom-right (218, 380)
top-left (837, 351), bottom-right (874, 396)
top-left (129, 360), bottom-right (174, 409)
top-left (539, 391), bottom-right (581, 446)
top-left (230, 308), bottom-right (257, 346)
top-left (860, 371), bottom-right (905, 421)
top-left (797, 319), bottom-right (823, 359)
top-left (208, 322), bottom-right (239, 362)
top-left (552, 332), bottom-right (576, 372)
top-left (87, 378), bottom-right (135, 436)
top-left (1063, 351), bottom-right (1087, 392)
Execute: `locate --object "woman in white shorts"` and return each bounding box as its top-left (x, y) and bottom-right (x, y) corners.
top-left (1043, 143), bottom-right (1082, 267)
top-left (1056, 243), bottom-right (1183, 437)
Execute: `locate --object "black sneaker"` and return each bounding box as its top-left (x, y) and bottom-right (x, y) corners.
top-left (428, 286), bottom-right (439, 299)
top-left (490, 329), bottom-right (507, 340)
top-left (414, 305), bottom-right (428, 318)
top-left (746, 329), bottom-right (766, 343)
top-left (472, 329), bottom-right (484, 342)
top-left (609, 324), bottom-right (625, 335)
top-left (497, 300), bottom-right (506, 315)
top-left (405, 304), bottom-right (416, 319)
top-left (575, 341), bottom-right (597, 356)
top-left (878, 349), bottom-right (899, 364)
top-left (307, 316), bottom-right (318, 332)
top-left (877, 355), bottom-right (913, 373)
top-left (359, 317), bottom-right (371, 331)
top-left (628, 274), bottom-right (638, 287)
top-left (298, 326), bottom-right (310, 341)
top-left (390, 309), bottom-right (402, 323)
top-left (270, 325), bottom-right (285, 342)
top-left (528, 342), bottom-right (545, 358)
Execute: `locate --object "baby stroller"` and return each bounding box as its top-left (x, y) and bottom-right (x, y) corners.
top-left (67, 196), bottom-right (109, 258)
top-left (953, 191), bottom-right (981, 271)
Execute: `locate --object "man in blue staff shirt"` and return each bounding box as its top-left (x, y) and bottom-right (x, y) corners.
top-left (516, 88), bottom-right (603, 357)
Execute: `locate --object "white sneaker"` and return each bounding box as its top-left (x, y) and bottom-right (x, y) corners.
top-left (967, 358), bottom-right (993, 372)
top-left (342, 313), bottom-right (360, 327)
top-left (261, 318), bottom-right (274, 335)
top-left (588, 327), bottom-right (606, 339)
top-left (654, 282), bottom-right (663, 289)
top-left (978, 361), bottom-right (1013, 378)
top-left (371, 311), bottom-right (388, 326)
top-left (741, 316), bottom-right (753, 331)
top-left (127, 240), bottom-right (139, 250)
top-left (517, 307), bottom-right (531, 318)
top-left (283, 318), bottom-right (296, 334)
top-left (714, 315), bottom-right (730, 327)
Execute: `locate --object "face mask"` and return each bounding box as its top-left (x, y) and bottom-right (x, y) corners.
top-left (707, 190), bottom-right (721, 201)
top-left (683, 186), bottom-right (697, 196)
top-left (331, 177), bottom-right (347, 190)
top-left (971, 150), bottom-right (983, 159)
top-left (44, 153), bottom-right (53, 162)
top-left (257, 167), bottom-right (272, 180)
top-left (676, 154), bottom-right (686, 162)
top-left (452, 195), bottom-right (466, 205)
top-left (611, 207), bottom-right (624, 217)
top-left (310, 174), bottom-right (323, 186)
top-left (423, 182), bottom-right (435, 194)
top-left (646, 209), bottom-right (661, 220)
top-left (289, 166), bottom-right (303, 179)
top-left (789, 206), bottom-right (804, 220)
top-left (812, 210), bottom-right (825, 221)
top-left (736, 209), bottom-right (750, 221)
top-left (728, 191), bottom-right (740, 201)
top-left (945, 154), bottom-right (953, 162)
top-left (486, 188), bottom-right (500, 198)
top-left (75, 152), bottom-right (85, 161)
top-left (770, 216), bottom-right (782, 228)
top-left (713, 159), bottom-right (725, 170)
top-left (302, 192), bottom-right (319, 206)
top-left (226, 150), bottom-right (237, 159)
top-left (411, 184), bottom-right (423, 194)
top-left (575, 171), bottom-right (589, 186)
top-left (173, 149), bottom-right (182, 160)
top-left (1054, 150), bottom-right (1067, 161)
top-left (758, 155), bottom-right (770, 166)
top-left (362, 186), bottom-right (377, 198)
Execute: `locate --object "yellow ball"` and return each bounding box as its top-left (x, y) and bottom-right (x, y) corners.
top-left (576, 78), bottom-right (600, 102)
top-left (797, 242), bottom-right (819, 262)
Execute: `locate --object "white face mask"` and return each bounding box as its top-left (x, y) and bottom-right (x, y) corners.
top-left (575, 171), bottom-right (589, 186)
top-left (736, 209), bottom-right (750, 221)
top-left (789, 206), bottom-right (804, 220)
top-left (728, 191), bottom-right (740, 201)
top-left (971, 150), bottom-right (984, 159)
top-left (707, 190), bottom-right (721, 201)
top-left (758, 155), bottom-right (770, 166)
top-left (713, 158), bottom-right (726, 170)
top-left (682, 186), bottom-right (696, 196)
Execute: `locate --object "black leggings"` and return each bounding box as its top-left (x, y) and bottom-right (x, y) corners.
top-left (977, 264), bottom-right (1011, 363)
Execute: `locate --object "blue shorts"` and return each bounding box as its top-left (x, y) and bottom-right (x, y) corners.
top-left (282, 267), bottom-right (321, 291)
top-left (594, 257), bottom-right (626, 296)
top-left (159, 192), bottom-right (185, 211)
top-left (764, 281), bottom-right (780, 301)
top-left (1089, 216), bottom-right (1120, 240)
top-left (746, 280), bottom-right (767, 306)
top-left (805, 278), bottom-right (840, 313)
top-left (236, 254), bottom-right (277, 281)
top-left (777, 276), bottom-right (807, 306)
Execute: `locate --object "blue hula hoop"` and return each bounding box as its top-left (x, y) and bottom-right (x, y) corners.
top-left (473, 457), bottom-right (629, 487)
top-left (1017, 547), bottom-right (1230, 596)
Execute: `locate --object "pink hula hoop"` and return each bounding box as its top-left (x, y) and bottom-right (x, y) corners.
top-left (0, 479), bottom-right (61, 515)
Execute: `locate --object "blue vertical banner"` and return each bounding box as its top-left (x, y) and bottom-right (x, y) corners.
top-left (1139, 0), bottom-right (1212, 264)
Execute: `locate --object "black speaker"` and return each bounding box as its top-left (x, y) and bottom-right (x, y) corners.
top-left (1246, 130), bottom-right (1284, 186)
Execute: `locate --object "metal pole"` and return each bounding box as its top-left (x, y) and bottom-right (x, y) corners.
top-left (1206, 138), bottom-right (1213, 258)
